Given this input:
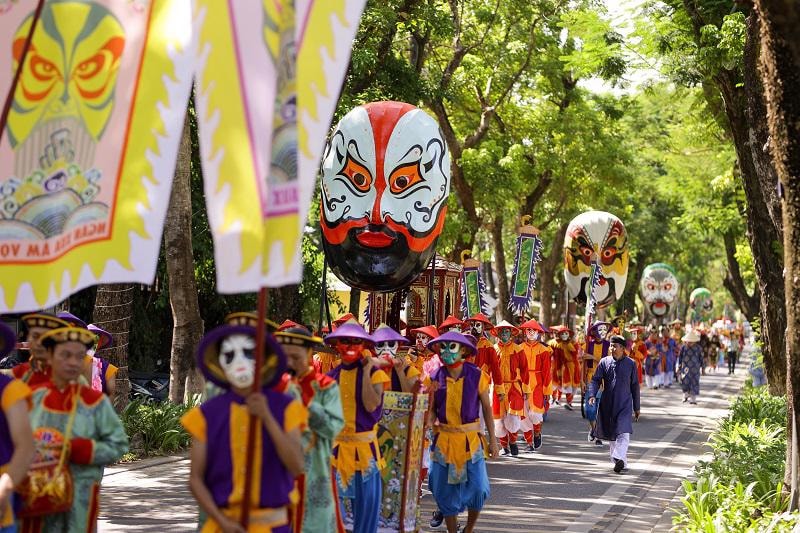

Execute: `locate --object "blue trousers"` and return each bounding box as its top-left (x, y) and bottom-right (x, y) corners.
top-left (429, 458), bottom-right (490, 517)
top-left (338, 470), bottom-right (381, 533)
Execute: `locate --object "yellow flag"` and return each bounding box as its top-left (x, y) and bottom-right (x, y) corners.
top-left (0, 0), bottom-right (194, 311)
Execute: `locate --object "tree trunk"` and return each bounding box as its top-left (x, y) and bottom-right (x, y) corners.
top-left (721, 228), bottom-right (760, 318)
top-left (92, 284), bottom-right (135, 410)
top-left (166, 110), bottom-right (204, 403)
top-left (271, 284), bottom-right (303, 323)
top-left (491, 215), bottom-right (512, 322)
top-left (749, 0), bottom-right (800, 502)
top-left (680, 4), bottom-right (787, 394)
top-left (538, 223), bottom-right (568, 327)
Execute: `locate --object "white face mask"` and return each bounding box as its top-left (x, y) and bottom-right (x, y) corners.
top-left (470, 322), bottom-right (483, 336)
top-left (219, 334), bottom-right (256, 389)
top-left (596, 325), bottom-right (608, 339)
top-left (416, 333), bottom-right (431, 349)
top-left (375, 340), bottom-right (399, 358)
top-left (560, 332), bottom-right (569, 341)
top-left (525, 329), bottom-right (537, 342)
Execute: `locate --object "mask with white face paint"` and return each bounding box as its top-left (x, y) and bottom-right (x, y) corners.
top-left (470, 322), bottom-right (483, 337)
top-left (439, 341), bottom-right (463, 365)
top-left (376, 340), bottom-right (399, 359)
top-left (219, 334), bottom-right (256, 389)
top-left (416, 333), bottom-right (431, 350)
top-left (560, 332), bottom-right (569, 341)
top-left (524, 329), bottom-right (538, 342)
top-left (595, 325), bottom-right (608, 339)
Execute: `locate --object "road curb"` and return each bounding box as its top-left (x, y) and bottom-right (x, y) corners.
top-left (104, 453), bottom-right (188, 477)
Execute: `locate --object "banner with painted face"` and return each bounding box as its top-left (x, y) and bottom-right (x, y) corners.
top-left (563, 210), bottom-right (629, 308)
top-left (194, 0), bottom-right (367, 291)
top-left (689, 287), bottom-right (713, 323)
top-left (320, 101), bottom-right (451, 292)
top-left (0, 0), bottom-right (366, 311)
top-left (0, 0), bottom-right (194, 312)
top-left (640, 263), bottom-right (679, 320)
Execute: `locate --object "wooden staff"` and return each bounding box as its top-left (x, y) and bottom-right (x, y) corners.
top-left (240, 286), bottom-right (269, 527)
top-left (0, 0), bottom-right (45, 145)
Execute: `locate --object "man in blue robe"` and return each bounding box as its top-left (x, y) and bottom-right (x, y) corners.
top-left (587, 335), bottom-right (640, 474)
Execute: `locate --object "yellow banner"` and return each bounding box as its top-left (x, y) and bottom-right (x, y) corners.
top-left (194, 0), bottom-right (366, 291)
top-left (0, 0), bottom-right (194, 311)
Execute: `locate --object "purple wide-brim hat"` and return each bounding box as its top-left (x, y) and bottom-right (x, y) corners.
top-left (427, 331), bottom-right (476, 356)
top-left (197, 324), bottom-right (286, 389)
top-left (57, 311), bottom-right (87, 329)
top-left (0, 321), bottom-right (16, 359)
top-left (324, 321), bottom-right (374, 344)
top-left (88, 324), bottom-right (114, 349)
top-left (590, 321), bottom-right (612, 335)
top-left (371, 325), bottom-right (409, 345)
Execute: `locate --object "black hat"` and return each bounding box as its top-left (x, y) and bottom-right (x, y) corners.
top-left (609, 335), bottom-right (627, 347)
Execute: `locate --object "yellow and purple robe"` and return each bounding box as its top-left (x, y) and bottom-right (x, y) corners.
top-left (181, 388), bottom-right (307, 532)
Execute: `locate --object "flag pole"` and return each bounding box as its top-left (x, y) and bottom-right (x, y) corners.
top-left (0, 0), bottom-right (45, 145)
top-left (241, 286), bottom-right (269, 527)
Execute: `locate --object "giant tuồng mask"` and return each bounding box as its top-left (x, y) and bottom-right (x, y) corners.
top-left (320, 102), bottom-right (451, 291)
top-left (563, 210), bottom-right (629, 308)
top-left (689, 287), bottom-right (714, 322)
top-left (640, 263), bottom-right (679, 318)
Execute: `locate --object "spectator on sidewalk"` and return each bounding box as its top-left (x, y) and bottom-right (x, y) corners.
top-left (587, 335), bottom-right (640, 474)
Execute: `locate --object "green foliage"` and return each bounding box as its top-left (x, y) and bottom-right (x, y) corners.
top-left (674, 388), bottom-right (789, 531)
top-left (727, 387), bottom-right (786, 427)
top-left (121, 399), bottom-right (197, 456)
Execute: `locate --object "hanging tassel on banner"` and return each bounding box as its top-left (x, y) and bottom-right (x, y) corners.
top-left (508, 215), bottom-right (544, 316)
top-left (460, 250), bottom-right (490, 318)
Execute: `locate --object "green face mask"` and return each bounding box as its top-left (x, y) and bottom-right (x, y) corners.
top-left (498, 329), bottom-right (512, 343)
top-left (440, 342), bottom-right (463, 365)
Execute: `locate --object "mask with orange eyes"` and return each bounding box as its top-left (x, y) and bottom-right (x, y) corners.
top-left (320, 101), bottom-right (451, 291)
top-left (563, 210), bottom-right (629, 309)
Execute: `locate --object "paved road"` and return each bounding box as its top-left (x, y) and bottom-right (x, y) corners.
top-left (99, 354), bottom-right (747, 532)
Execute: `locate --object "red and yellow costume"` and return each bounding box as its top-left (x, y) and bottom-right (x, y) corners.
top-left (492, 324), bottom-right (528, 451)
top-left (628, 327), bottom-right (647, 385)
top-left (519, 339), bottom-right (552, 445)
top-left (548, 327), bottom-right (580, 406)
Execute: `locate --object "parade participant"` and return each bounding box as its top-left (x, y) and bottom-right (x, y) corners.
top-left (627, 326), bottom-right (647, 385)
top-left (438, 316), bottom-right (464, 334)
top-left (372, 324), bottom-right (419, 393)
top-left (326, 320), bottom-right (390, 533)
top-left (491, 321), bottom-right (528, 457)
top-left (274, 326), bottom-right (345, 533)
top-left (425, 331), bottom-right (498, 533)
top-left (678, 330), bottom-right (703, 404)
top-left (84, 324), bottom-right (119, 397)
top-left (21, 327), bottom-right (128, 532)
top-left (182, 324), bottom-right (305, 533)
top-left (0, 321), bottom-right (34, 532)
top-left (8, 313), bottom-right (71, 388)
top-left (644, 330), bottom-right (661, 388)
top-left (548, 326), bottom-right (579, 409)
top-left (464, 314), bottom-right (503, 397)
top-left (586, 335), bottom-right (640, 474)
top-left (582, 322), bottom-right (611, 444)
top-left (518, 318), bottom-right (552, 451)
top-left (408, 325), bottom-right (440, 380)
top-left (657, 328), bottom-right (678, 388)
